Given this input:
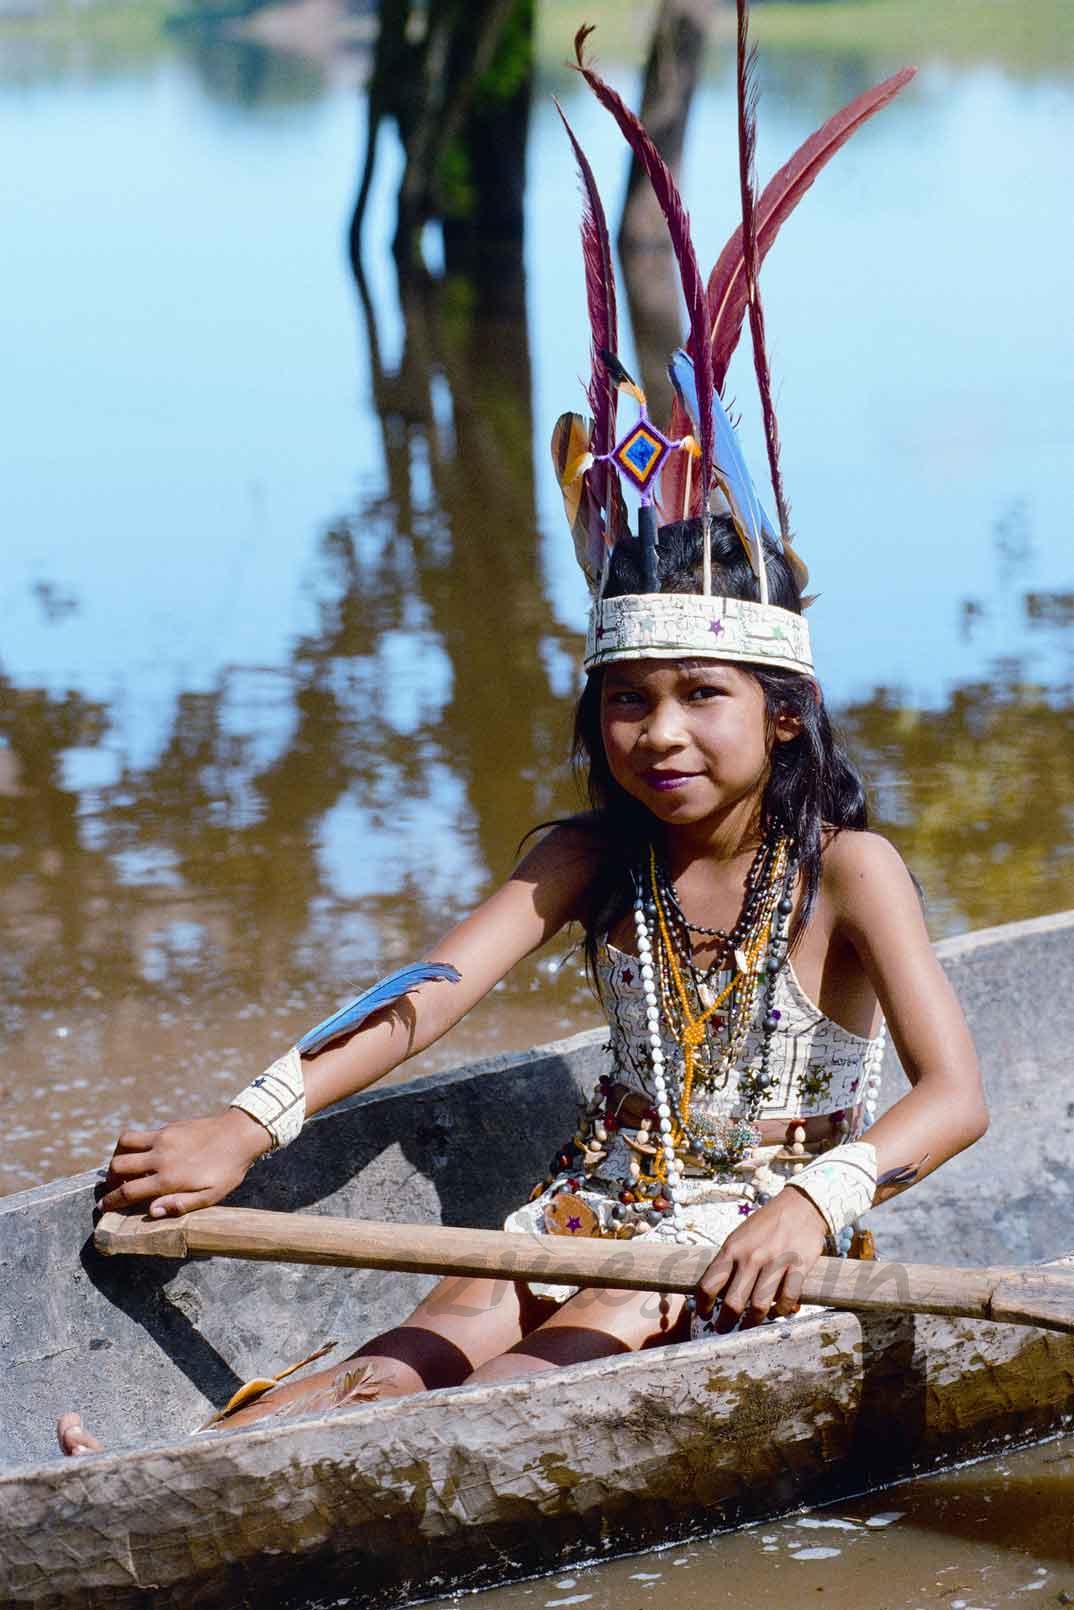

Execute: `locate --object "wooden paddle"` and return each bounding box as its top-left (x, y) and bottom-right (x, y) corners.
top-left (94, 1207), bottom-right (1074, 1333)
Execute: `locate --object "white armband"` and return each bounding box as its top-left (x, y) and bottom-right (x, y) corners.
top-left (787, 1141), bottom-right (877, 1236)
top-left (230, 1045), bottom-right (306, 1151)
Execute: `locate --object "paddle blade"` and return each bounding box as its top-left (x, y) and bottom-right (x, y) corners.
top-left (297, 962), bottom-right (462, 1056)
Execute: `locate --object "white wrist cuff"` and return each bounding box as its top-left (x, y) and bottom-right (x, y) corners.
top-left (230, 1045), bottom-right (306, 1151)
top-left (788, 1141), bottom-right (877, 1236)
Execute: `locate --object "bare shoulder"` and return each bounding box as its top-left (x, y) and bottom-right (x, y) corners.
top-left (822, 828), bottom-right (908, 885)
top-left (516, 812), bottom-right (605, 868)
top-left (820, 830), bottom-right (924, 945)
top-left (512, 813), bottom-right (606, 920)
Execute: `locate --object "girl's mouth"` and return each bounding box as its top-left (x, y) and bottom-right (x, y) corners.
top-left (641, 769), bottom-right (701, 792)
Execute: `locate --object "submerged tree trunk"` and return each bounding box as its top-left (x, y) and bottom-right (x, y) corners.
top-left (351, 0), bottom-right (534, 280)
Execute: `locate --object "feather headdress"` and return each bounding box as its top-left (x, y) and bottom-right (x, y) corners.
top-left (551, 13), bottom-right (916, 675)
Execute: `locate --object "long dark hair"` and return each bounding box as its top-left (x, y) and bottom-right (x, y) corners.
top-left (571, 516), bottom-right (868, 980)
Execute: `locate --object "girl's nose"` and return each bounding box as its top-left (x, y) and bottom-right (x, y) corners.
top-left (641, 700), bottom-right (686, 749)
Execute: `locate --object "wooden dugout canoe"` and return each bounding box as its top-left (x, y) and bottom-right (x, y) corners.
top-left (2, 909), bottom-right (1074, 1610)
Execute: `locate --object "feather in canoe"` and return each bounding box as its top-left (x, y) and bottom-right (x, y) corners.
top-left (573, 26), bottom-right (715, 545)
top-left (297, 962), bottom-right (462, 1057)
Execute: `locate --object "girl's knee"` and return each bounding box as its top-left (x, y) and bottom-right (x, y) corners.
top-left (353, 1325), bottom-right (475, 1390)
top-left (466, 1322), bottom-right (634, 1385)
top-left (464, 1351), bottom-right (556, 1386)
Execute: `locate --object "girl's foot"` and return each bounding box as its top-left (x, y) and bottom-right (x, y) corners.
top-left (57, 1412), bottom-right (104, 1456)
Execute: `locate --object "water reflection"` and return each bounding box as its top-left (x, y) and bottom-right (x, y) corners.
top-left (178, 34), bottom-right (326, 109)
top-left (0, 209), bottom-right (591, 1192)
top-left (843, 667), bottom-right (1073, 938)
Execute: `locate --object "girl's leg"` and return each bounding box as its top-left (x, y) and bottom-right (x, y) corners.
top-left (58, 1273), bottom-right (559, 1451)
top-left (58, 1278), bottom-right (684, 1449)
top-left (205, 1272), bottom-right (557, 1430)
top-left (465, 1284), bottom-right (689, 1383)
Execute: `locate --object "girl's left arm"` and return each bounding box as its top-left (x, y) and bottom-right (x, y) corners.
top-left (824, 831), bottom-right (988, 1193)
top-left (699, 832), bottom-right (987, 1331)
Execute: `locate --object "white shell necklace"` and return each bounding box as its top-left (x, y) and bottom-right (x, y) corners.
top-left (632, 888), bottom-right (691, 1242)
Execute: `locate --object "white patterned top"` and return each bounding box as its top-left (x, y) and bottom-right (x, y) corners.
top-left (599, 941), bottom-right (886, 1132)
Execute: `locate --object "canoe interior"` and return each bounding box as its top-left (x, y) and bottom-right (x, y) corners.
top-left (1, 909), bottom-right (1073, 1487)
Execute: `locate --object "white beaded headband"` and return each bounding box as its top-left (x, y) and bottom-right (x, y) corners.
top-left (585, 593), bottom-right (813, 677)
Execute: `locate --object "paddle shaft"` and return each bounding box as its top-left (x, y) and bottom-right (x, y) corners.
top-left (94, 1207), bottom-right (1074, 1333)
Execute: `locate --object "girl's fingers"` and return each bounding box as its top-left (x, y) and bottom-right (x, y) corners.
top-left (695, 1253), bottom-right (734, 1317)
top-left (713, 1278), bottom-right (751, 1334)
top-left (148, 1188), bottom-right (221, 1219)
top-left (113, 1130), bottom-right (160, 1154)
top-left (738, 1261), bottom-right (789, 1330)
top-left (772, 1265), bottom-right (805, 1319)
top-left (105, 1150), bottom-right (157, 1178)
top-left (714, 1252), bottom-right (788, 1334)
top-left (100, 1174), bottom-right (161, 1212)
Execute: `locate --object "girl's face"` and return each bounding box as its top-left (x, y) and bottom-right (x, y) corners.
top-left (599, 659), bottom-right (794, 832)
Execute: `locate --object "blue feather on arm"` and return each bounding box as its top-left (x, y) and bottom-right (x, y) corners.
top-left (877, 1158), bottom-right (929, 1189)
top-left (296, 962), bottom-right (462, 1057)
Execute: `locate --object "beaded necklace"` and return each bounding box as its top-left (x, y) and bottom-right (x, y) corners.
top-left (632, 835), bottom-right (796, 1227)
top-left (653, 836), bottom-right (776, 967)
top-left (537, 833), bottom-right (797, 1241)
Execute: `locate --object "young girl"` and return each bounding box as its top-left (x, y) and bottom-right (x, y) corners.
top-left (58, 19), bottom-right (986, 1453)
top-left (59, 515), bottom-right (986, 1452)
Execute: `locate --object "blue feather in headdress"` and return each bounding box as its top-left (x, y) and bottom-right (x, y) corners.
top-left (668, 348), bottom-right (776, 584)
top-left (297, 962), bottom-right (461, 1057)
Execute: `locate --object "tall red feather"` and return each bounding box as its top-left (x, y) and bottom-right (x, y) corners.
top-left (663, 61), bottom-right (916, 521)
top-left (573, 26), bottom-right (714, 521)
top-left (553, 97), bottom-right (623, 540)
top-left (707, 63), bottom-right (917, 389)
top-left (736, 0), bottom-right (790, 546)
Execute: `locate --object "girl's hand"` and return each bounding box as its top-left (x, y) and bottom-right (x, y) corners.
top-left (696, 1186), bottom-right (828, 1334)
top-left (100, 1109), bottom-right (271, 1218)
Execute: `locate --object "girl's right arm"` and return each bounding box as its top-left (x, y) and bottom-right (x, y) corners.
top-left (101, 823), bottom-right (598, 1218)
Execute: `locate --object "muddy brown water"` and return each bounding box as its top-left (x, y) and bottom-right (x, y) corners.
top-left (426, 1436), bottom-right (1074, 1610)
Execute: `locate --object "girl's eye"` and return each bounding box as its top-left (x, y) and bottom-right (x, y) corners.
top-left (606, 690), bottom-right (644, 707)
top-left (689, 684), bottom-right (725, 700)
